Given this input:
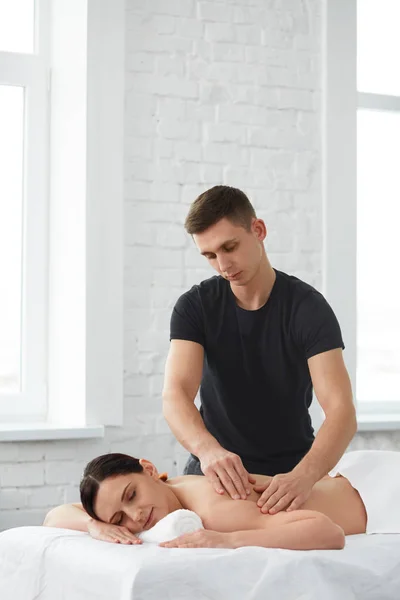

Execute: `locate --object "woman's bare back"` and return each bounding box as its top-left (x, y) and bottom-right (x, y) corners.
top-left (167, 472), bottom-right (367, 536)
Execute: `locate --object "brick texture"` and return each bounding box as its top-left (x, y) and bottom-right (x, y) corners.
top-left (1, 0), bottom-right (391, 532)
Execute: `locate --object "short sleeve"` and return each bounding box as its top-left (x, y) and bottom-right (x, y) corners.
top-left (170, 289), bottom-right (205, 347)
top-left (293, 291), bottom-right (345, 360)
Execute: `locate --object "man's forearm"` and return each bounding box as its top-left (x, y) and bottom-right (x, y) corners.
top-left (163, 389), bottom-right (219, 456)
top-left (294, 406), bottom-right (357, 483)
top-left (228, 515), bottom-right (345, 550)
top-left (43, 504), bottom-right (92, 532)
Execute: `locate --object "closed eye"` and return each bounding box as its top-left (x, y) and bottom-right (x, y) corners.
top-left (113, 491), bottom-right (136, 525)
top-left (203, 245), bottom-right (237, 259)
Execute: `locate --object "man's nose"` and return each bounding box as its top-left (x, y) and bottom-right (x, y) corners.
top-left (217, 256), bottom-right (232, 273)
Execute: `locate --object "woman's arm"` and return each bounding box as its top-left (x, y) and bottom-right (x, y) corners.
top-left (161, 509), bottom-right (345, 550)
top-left (229, 510), bottom-right (345, 550)
top-left (199, 499), bottom-right (345, 551)
top-left (161, 511), bottom-right (345, 550)
top-left (43, 503), bottom-right (91, 532)
top-left (43, 503), bottom-right (141, 544)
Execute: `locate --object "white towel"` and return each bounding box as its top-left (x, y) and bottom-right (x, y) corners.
top-left (137, 509), bottom-right (204, 544)
top-left (329, 450), bottom-right (400, 534)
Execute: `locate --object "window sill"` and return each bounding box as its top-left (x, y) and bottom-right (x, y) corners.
top-left (0, 423), bottom-right (105, 442)
top-left (357, 414), bottom-right (400, 432)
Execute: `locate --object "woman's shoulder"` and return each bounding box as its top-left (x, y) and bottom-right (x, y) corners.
top-left (167, 475), bottom-right (230, 513)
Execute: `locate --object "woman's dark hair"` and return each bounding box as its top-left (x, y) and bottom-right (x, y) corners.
top-left (80, 453), bottom-right (143, 520)
top-left (184, 185), bottom-right (256, 235)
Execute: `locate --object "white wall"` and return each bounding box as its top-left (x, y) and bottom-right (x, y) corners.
top-left (1, 0), bottom-right (399, 532)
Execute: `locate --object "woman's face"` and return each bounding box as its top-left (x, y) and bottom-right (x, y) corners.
top-left (93, 459), bottom-right (174, 533)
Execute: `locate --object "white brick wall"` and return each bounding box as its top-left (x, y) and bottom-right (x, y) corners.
top-left (1, 0), bottom-right (397, 532)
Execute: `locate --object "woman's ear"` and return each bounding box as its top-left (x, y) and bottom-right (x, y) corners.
top-left (139, 458), bottom-right (159, 479)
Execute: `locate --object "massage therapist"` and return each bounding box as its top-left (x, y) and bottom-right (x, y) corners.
top-left (162, 186), bottom-right (357, 515)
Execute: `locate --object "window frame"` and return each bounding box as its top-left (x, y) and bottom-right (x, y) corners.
top-left (0, 0), bottom-right (50, 421)
top-left (323, 0), bottom-right (400, 429)
top-left (0, 0), bottom-right (124, 435)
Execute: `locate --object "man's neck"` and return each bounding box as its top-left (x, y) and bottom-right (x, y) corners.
top-left (231, 257), bottom-right (276, 311)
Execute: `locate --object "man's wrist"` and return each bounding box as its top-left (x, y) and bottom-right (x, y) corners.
top-left (292, 460), bottom-right (321, 484)
top-left (192, 436), bottom-right (220, 458)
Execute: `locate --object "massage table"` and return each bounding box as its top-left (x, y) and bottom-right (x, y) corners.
top-left (1, 525), bottom-right (400, 599)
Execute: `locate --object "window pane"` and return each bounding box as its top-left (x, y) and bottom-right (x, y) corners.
top-left (357, 109), bottom-right (400, 403)
top-left (357, 0), bottom-right (400, 96)
top-left (0, 85), bottom-right (24, 393)
top-left (0, 0), bottom-right (35, 53)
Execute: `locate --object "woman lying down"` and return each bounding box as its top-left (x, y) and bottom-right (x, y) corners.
top-left (44, 449), bottom-right (400, 551)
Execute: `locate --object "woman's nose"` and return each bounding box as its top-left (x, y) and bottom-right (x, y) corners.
top-left (124, 513), bottom-right (142, 531)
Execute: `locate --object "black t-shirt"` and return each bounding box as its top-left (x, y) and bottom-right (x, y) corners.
top-left (170, 269), bottom-right (345, 475)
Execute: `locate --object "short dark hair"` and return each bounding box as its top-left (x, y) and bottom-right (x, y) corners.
top-left (184, 185), bottom-right (256, 235)
top-left (80, 453), bottom-right (143, 520)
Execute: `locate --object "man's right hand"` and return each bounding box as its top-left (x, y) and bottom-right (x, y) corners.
top-left (199, 447), bottom-right (256, 500)
top-left (87, 519), bottom-right (142, 545)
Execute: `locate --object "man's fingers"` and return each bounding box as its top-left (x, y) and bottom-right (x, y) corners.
top-left (262, 490), bottom-right (293, 513)
top-left (257, 480), bottom-right (278, 507)
top-left (232, 460), bottom-right (253, 496)
top-left (208, 472), bottom-right (225, 494)
top-left (260, 491), bottom-right (281, 513)
top-left (225, 466), bottom-right (248, 499)
top-left (202, 451), bottom-right (254, 498)
top-left (286, 497), bottom-right (303, 512)
top-left (216, 469), bottom-right (242, 500)
top-left (267, 493), bottom-right (292, 514)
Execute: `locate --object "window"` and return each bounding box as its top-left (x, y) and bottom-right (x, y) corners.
top-left (0, 0), bottom-right (49, 421)
top-left (324, 0), bottom-right (400, 427)
top-left (0, 0), bottom-right (124, 437)
top-left (356, 0), bottom-right (400, 411)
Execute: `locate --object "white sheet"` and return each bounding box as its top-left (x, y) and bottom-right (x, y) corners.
top-left (1, 526), bottom-right (400, 599)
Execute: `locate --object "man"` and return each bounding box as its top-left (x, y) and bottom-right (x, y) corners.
top-left (162, 185), bottom-right (357, 515)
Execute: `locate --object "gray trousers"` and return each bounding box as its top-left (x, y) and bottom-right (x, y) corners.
top-left (183, 454), bottom-right (204, 476)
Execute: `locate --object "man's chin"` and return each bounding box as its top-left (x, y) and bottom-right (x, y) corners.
top-left (231, 277), bottom-right (247, 286)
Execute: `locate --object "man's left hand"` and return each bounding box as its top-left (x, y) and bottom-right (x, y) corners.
top-left (254, 471), bottom-right (315, 514)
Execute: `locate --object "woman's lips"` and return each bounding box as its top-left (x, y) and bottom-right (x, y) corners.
top-left (144, 508), bottom-right (154, 530)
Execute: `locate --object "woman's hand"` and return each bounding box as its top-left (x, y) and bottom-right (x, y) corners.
top-left (87, 519), bottom-right (142, 545)
top-left (159, 529), bottom-right (233, 549)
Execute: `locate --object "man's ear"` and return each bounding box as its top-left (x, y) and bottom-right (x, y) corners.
top-left (251, 218), bottom-right (267, 243)
top-left (139, 458), bottom-right (159, 479)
